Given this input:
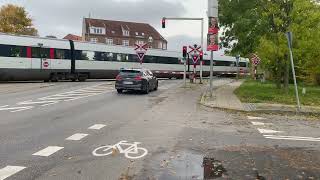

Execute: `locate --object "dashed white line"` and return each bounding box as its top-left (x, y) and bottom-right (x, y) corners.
top-left (66, 133), bottom-right (89, 141)
top-left (264, 135), bottom-right (320, 142)
top-left (0, 166), bottom-right (26, 180)
top-left (258, 128), bottom-right (283, 134)
top-left (247, 116), bottom-right (266, 120)
top-left (32, 146), bottom-right (64, 157)
top-left (251, 121), bottom-right (272, 126)
top-left (88, 124), bottom-right (106, 130)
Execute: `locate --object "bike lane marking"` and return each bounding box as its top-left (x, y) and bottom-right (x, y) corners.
top-left (92, 140), bottom-right (148, 159)
top-left (0, 166), bottom-right (26, 180)
top-left (66, 133), bottom-right (89, 141)
top-left (32, 146), bottom-right (64, 157)
top-left (88, 124), bottom-right (106, 130)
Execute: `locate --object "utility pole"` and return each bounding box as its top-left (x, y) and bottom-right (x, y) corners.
top-left (208, 0), bottom-right (219, 95)
top-left (286, 32), bottom-right (301, 111)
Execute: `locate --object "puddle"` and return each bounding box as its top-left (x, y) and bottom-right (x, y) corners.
top-left (137, 151), bottom-right (230, 180)
top-left (136, 146), bottom-right (320, 179)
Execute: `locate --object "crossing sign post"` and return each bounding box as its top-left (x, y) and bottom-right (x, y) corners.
top-left (188, 44), bottom-right (202, 83)
top-left (134, 43), bottom-right (148, 65)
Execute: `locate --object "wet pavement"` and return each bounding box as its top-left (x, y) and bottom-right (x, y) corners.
top-left (1, 79), bottom-right (319, 180)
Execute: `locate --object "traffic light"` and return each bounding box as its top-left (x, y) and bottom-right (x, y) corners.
top-left (183, 46), bottom-right (187, 58)
top-left (162, 18), bottom-right (166, 28)
top-left (200, 51), bottom-right (203, 61)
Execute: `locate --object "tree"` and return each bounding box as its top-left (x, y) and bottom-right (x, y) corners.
top-left (0, 4), bottom-right (38, 36)
top-left (219, 0), bottom-right (320, 86)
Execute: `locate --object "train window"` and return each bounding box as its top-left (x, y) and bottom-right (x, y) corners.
top-left (0, 45), bottom-right (27, 57)
top-left (116, 53), bottom-right (128, 62)
top-left (55, 49), bottom-right (70, 59)
top-left (239, 62), bottom-right (247, 67)
top-left (31, 47), bottom-right (50, 58)
top-left (79, 51), bottom-right (95, 60)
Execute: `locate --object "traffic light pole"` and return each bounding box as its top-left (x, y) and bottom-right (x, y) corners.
top-left (162, 17), bottom-right (204, 84)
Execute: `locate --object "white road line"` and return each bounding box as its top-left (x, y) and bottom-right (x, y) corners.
top-left (264, 135), bottom-right (320, 139)
top-left (18, 100), bottom-right (59, 106)
top-left (0, 106), bottom-right (34, 113)
top-left (66, 133), bottom-right (89, 141)
top-left (0, 105), bottom-right (9, 108)
top-left (0, 166), bottom-right (26, 180)
top-left (247, 116), bottom-right (266, 120)
top-left (88, 124), bottom-right (106, 130)
top-left (258, 128), bottom-right (283, 134)
top-left (251, 121), bottom-right (272, 126)
top-left (265, 135), bottom-right (320, 142)
top-left (32, 146), bottom-right (64, 157)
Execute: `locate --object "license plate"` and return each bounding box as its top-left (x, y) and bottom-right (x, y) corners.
top-left (123, 81), bottom-right (133, 85)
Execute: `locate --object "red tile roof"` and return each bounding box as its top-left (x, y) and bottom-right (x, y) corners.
top-left (63, 34), bottom-right (82, 41)
top-left (84, 18), bottom-right (166, 42)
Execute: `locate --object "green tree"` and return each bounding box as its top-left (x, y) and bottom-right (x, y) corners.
top-left (0, 4), bottom-right (38, 36)
top-left (219, 0), bottom-right (320, 86)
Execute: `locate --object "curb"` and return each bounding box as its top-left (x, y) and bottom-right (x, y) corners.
top-left (200, 91), bottom-right (320, 116)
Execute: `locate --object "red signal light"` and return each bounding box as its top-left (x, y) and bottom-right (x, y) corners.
top-left (162, 18), bottom-right (166, 28)
top-left (183, 46), bottom-right (187, 58)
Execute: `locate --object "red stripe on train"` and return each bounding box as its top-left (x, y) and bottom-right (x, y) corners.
top-left (50, 48), bottom-right (54, 59)
top-left (27, 47), bottom-right (32, 58)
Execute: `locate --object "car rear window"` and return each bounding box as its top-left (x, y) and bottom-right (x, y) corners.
top-left (120, 70), bottom-right (142, 76)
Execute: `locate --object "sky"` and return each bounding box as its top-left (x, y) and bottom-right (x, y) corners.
top-left (0, 0), bottom-right (224, 54)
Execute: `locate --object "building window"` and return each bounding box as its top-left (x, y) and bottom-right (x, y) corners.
top-left (148, 36), bottom-right (153, 42)
top-left (135, 40), bottom-right (144, 45)
top-left (141, 33), bottom-right (145, 36)
top-left (89, 27), bottom-right (105, 35)
top-left (106, 38), bottom-right (113, 45)
top-left (90, 38), bottom-right (98, 43)
top-left (123, 30), bottom-right (130, 36)
top-left (163, 42), bottom-right (167, 50)
top-left (158, 42), bottom-right (163, 49)
top-left (112, 31), bottom-right (115, 34)
top-left (122, 40), bottom-right (129, 46)
top-left (135, 32), bottom-right (139, 36)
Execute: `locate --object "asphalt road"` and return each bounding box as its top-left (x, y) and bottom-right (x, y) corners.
top-left (0, 79), bottom-right (319, 180)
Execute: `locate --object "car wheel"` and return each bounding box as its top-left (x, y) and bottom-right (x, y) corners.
top-left (154, 81), bottom-right (158, 91)
top-left (144, 84), bottom-right (149, 94)
top-left (117, 89), bottom-right (123, 93)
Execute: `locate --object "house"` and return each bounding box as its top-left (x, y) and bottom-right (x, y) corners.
top-left (82, 18), bottom-right (167, 50)
top-left (63, 34), bottom-right (82, 41)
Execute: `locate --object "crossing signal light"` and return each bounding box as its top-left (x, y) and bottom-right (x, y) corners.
top-left (162, 18), bottom-right (166, 28)
top-left (183, 46), bottom-right (187, 58)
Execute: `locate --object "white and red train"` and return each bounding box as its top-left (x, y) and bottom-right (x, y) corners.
top-left (0, 33), bottom-right (249, 81)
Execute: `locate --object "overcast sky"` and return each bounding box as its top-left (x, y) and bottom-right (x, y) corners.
top-left (0, 0), bottom-right (224, 54)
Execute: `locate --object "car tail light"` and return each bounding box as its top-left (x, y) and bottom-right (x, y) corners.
top-left (135, 75), bottom-right (142, 80)
top-left (116, 75), bottom-right (122, 80)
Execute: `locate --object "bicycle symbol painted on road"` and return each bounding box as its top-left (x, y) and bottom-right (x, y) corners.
top-left (92, 140), bottom-right (148, 159)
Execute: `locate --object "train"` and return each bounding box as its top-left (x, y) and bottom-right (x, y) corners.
top-left (0, 33), bottom-right (249, 82)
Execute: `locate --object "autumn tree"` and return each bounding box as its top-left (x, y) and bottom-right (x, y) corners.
top-left (0, 4), bottom-right (38, 36)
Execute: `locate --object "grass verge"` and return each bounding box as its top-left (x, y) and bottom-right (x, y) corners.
top-left (234, 80), bottom-right (320, 106)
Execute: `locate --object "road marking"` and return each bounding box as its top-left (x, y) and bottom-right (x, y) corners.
top-left (264, 135), bottom-right (320, 142)
top-left (247, 116), bottom-right (266, 120)
top-left (0, 106), bottom-right (34, 113)
top-left (251, 122), bottom-right (272, 126)
top-left (32, 146), bottom-right (64, 157)
top-left (0, 166), bottom-right (26, 180)
top-left (258, 128), bottom-right (283, 134)
top-left (0, 84), bottom-right (113, 113)
top-left (88, 124), bottom-right (106, 130)
top-left (66, 133), bottom-right (89, 141)
top-left (251, 122), bottom-right (265, 126)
